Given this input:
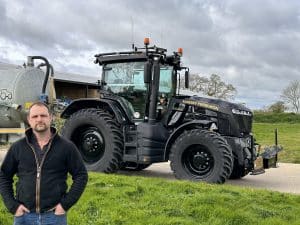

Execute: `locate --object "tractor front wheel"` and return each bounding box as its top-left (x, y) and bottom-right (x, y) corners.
top-left (170, 129), bottom-right (233, 184)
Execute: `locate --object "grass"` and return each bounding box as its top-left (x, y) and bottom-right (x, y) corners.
top-left (253, 123), bottom-right (300, 163)
top-left (253, 112), bottom-right (300, 123)
top-left (1, 173), bottom-right (300, 225)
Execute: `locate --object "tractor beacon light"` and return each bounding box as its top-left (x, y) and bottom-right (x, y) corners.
top-left (178, 48), bottom-right (183, 56)
top-left (144, 37), bottom-right (150, 46)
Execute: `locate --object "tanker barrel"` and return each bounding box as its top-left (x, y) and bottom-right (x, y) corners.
top-left (0, 60), bottom-right (48, 128)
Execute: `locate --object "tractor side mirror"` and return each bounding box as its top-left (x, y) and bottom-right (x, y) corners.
top-left (185, 70), bottom-right (189, 89)
top-left (144, 62), bottom-right (152, 83)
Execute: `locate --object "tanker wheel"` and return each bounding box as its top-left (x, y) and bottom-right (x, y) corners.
top-left (120, 162), bottom-right (152, 171)
top-left (61, 108), bottom-right (123, 173)
top-left (170, 129), bottom-right (233, 184)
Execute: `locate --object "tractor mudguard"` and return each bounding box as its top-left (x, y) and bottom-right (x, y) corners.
top-left (60, 98), bottom-right (129, 124)
top-left (164, 120), bottom-right (214, 160)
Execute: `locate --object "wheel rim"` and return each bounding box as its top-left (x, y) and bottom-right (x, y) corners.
top-left (73, 126), bottom-right (105, 164)
top-left (182, 144), bottom-right (214, 178)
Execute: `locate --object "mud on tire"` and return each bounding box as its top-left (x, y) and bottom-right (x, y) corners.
top-left (61, 108), bottom-right (123, 173)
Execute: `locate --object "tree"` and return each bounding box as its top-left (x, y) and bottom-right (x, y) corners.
top-left (281, 80), bottom-right (300, 113)
top-left (187, 74), bottom-right (237, 100)
top-left (267, 101), bottom-right (287, 113)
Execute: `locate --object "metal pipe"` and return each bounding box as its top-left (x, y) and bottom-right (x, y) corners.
top-left (275, 128), bottom-right (278, 146)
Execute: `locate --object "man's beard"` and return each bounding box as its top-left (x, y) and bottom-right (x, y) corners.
top-left (34, 123), bottom-right (49, 132)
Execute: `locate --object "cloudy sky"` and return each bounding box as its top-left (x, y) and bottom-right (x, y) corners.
top-left (1, 0), bottom-right (300, 109)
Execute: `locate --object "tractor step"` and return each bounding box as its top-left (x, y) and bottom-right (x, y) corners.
top-left (123, 154), bottom-right (138, 162)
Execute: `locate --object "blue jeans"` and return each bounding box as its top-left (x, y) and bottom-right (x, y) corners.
top-left (13, 211), bottom-right (67, 225)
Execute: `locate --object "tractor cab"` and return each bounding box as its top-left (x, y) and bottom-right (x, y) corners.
top-left (95, 38), bottom-right (188, 124)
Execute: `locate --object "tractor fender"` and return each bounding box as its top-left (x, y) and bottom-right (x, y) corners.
top-left (60, 98), bottom-right (129, 124)
top-left (164, 120), bottom-right (214, 160)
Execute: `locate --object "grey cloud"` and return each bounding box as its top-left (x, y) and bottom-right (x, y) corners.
top-left (1, 0), bottom-right (300, 109)
top-left (227, 0), bottom-right (300, 33)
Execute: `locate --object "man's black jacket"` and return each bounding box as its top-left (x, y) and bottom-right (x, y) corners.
top-left (0, 128), bottom-right (88, 214)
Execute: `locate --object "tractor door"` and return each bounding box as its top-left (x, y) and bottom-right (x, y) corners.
top-left (102, 62), bottom-right (147, 119)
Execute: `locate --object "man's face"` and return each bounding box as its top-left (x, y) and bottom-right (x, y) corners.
top-left (27, 105), bottom-right (52, 133)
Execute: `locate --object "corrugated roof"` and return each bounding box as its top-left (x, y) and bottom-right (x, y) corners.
top-left (54, 71), bottom-right (100, 86)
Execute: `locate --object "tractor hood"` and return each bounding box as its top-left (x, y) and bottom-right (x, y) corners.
top-left (179, 95), bottom-right (253, 136)
top-left (182, 95), bottom-right (252, 117)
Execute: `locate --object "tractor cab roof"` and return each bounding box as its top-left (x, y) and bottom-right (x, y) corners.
top-left (94, 51), bottom-right (148, 65)
top-left (94, 38), bottom-right (182, 69)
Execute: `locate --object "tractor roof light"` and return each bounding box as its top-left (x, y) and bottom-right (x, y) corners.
top-left (178, 48), bottom-right (183, 56)
top-left (144, 37), bottom-right (150, 46)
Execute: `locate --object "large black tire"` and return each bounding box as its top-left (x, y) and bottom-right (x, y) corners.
top-left (120, 162), bottom-right (152, 171)
top-left (169, 129), bottom-right (233, 184)
top-left (61, 109), bottom-right (123, 173)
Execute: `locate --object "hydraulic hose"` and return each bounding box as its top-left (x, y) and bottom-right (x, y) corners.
top-left (27, 56), bottom-right (51, 94)
top-left (37, 63), bottom-right (54, 77)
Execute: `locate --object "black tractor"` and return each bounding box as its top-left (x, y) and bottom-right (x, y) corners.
top-left (61, 39), bottom-right (280, 183)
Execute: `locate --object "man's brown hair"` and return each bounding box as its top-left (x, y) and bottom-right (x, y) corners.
top-left (28, 102), bottom-right (51, 116)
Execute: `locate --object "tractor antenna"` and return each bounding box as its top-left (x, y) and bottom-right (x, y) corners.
top-left (131, 16), bottom-right (135, 50)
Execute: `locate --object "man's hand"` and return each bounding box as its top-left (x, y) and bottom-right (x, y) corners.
top-left (15, 204), bottom-right (30, 217)
top-left (54, 203), bottom-right (66, 215)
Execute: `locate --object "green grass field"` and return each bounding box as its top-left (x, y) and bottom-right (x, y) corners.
top-left (1, 173), bottom-right (300, 225)
top-left (253, 123), bottom-right (300, 163)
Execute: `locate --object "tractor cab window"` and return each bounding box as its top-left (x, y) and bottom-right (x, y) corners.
top-left (157, 67), bottom-right (173, 118)
top-left (103, 62), bottom-right (146, 93)
top-left (103, 62), bottom-right (174, 119)
top-left (103, 62), bottom-right (146, 118)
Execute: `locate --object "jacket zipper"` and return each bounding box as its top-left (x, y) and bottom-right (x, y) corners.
top-left (26, 133), bottom-right (56, 213)
top-left (27, 144), bottom-right (40, 213)
top-left (36, 142), bottom-right (53, 213)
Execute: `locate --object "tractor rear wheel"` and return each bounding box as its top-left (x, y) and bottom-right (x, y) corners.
top-left (170, 129), bottom-right (233, 184)
top-left (61, 108), bottom-right (123, 173)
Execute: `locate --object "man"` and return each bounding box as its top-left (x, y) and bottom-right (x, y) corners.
top-left (0, 102), bottom-right (88, 225)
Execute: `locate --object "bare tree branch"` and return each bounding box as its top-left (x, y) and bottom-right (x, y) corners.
top-left (186, 74), bottom-right (237, 100)
top-left (281, 80), bottom-right (300, 113)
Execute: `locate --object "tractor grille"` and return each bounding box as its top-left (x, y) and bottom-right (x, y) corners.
top-left (234, 114), bottom-right (252, 134)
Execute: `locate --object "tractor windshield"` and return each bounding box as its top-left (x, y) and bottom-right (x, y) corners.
top-left (103, 62), bottom-right (174, 117)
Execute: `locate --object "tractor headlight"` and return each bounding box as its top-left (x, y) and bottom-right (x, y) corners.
top-left (134, 112), bottom-right (141, 119)
top-left (232, 108), bottom-right (252, 116)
